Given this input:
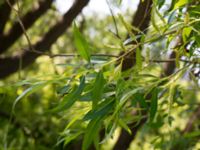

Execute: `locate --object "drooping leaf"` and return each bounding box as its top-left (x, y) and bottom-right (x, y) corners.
top-left (157, 0), bottom-right (165, 9)
top-left (83, 98), bottom-right (114, 120)
top-left (73, 23), bottom-right (91, 62)
top-left (182, 27), bottom-right (192, 43)
top-left (50, 76), bottom-right (86, 113)
top-left (174, 0), bottom-right (188, 10)
top-left (82, 117), bottom-right (102, 150)
top-left (153, 1), bottom-right (166, 26)
top-left (118, 14), bottom-right (141, 39)
top-left (150, 88), bottom-right (158, 122)
top-left (135, 93), bottom-right (148, 109)
top-left (13, 81), bottom-right (49, 111)
top-left (151, 6), bottom-right (161, 33)
top-left (92, 70), bottom-right (106, 108)
top-left (64, 131), bottom-right (83, 146)
top-left (115, 88), bottom-right (143, 113)
top-left (56, 85), bottom-right (71, 95)
top-left (136, 48), bottom-right (142, 70)
top-left (118, 119), bottom-right (132, 134)
top-left (184, 131), bottom-right (200, 138)
top-left (169, 0), bottom-right (178, 11)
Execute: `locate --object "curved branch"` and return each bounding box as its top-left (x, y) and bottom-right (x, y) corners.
top-left (0, 0), bottom-right (90, 79)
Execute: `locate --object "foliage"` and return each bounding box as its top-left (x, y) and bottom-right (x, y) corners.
top-left (0, 0), bottom-right (200, 150)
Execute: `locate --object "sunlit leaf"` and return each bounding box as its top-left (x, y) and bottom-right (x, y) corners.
top-left (174, 0), bottom-right (188, 10)
top-left (184, 131), bottom-right (200, 138)
top-left (115, 88), bottom-right (143, 113)
top-left (73, 23), bottom-right (91, 62)
top-left (50, 76), bottom-right (86, 113)
top-left (136, 48), bottom-right (142, 70)
top-left (13, 81), bottom-right (49, 111)
top-left (64, 131), bottom-right (83, 146)
top-left (150, 88), bottom-right (158, 122)
top-left (82, 117), bottom-right (102, 150)
top-left (118, 119), bottom-right (132, 134)
top-left (83, 98), bottom-right (114, 120)
top-left (92, 70), bottom-right (106, 108)
top-left (157, 0), bottom-right (165, 9)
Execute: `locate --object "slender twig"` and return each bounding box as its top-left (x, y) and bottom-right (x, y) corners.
top-left (106, 0), bottom-right (120, 38)
top-left (6, 0), bottom-right (35, 51)
top-left (23, 48), bottom-right (200, 64)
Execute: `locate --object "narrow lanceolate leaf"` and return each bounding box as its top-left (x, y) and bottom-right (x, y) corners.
top-left (83, 98), bottom-right (114, 121)
top-left (73, 23), bottom-right (91, 62)
top-left (50, 76), bottom-right (86, 113)
top-left (150, 88), bottom-right (158, 122)
top-left (136, 48), bottom-right (142, 70)
top-left (92, 70), bottom-right (106, 108)
top-left (174, 0), bottom-right (188, 10)
top-left (118, 119), bottom-right (132, 134)
top-left (157, 0), bottom-right (165, 9)
top-left (115, 88), bottom-right (142, 113)
top-left (13, 81), bottom-right (49, 111)
top-left (151, 6), bottom-right (160, 33)
top-left (168, 84), bottom-right (176, 117)
top-left (118, 14), bottom-right (140, 38)
top-left (82, 117), bottom-right (102, 150)
top-left (153, 1), bottom-right (166, 25)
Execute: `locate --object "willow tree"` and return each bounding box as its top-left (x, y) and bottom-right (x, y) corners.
top-left (0, 0), bottom-right (200, 150)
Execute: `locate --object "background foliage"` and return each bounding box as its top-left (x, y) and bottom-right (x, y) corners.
top-left (0, 0), bottom-right (200, 150)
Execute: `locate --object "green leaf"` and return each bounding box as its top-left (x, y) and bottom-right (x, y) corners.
top-left (182, 27), bottom-right (192, 43)
top-left (117, 0), bottom-right (123, 5)
top-left (118, 14), bottom-right (141, 39)
top-left (153, 1), bottom-right (166, 25)
top-left (174, 0), bottom-right (188, 10)
top-left (50, 76), bottom-right (86, 113)
top-left (92, 70), bottom-right (106, 108)
top-left (57, 85), bottom-right (71, 95)
top-left (184, 131), bottom-right (200, 138)
top-left (115, 88), bottom-right (143, 113)
top-left (169, 0), bottom-right (178, 11)
top-left (135, 93), bottom-right (148, 109)
top-left (118, 119), bottom-right (132, 134)
top-left (151, 6), bottom-right (161, 33)
top-left (82, 117), bottom-right (102, 150)
top-left (168, 84), bottom-right (176, 121)
top-left (79, 91), bottom-right (92, 101)
top-left (13, 81), bottom-right (49, 111)
top-left (136, 48), bottom-right (142, 70)
top-left (150, 88), bottom-right (158, 122)
top-left (83, 98), bottom-right (114, 120)
top-left (73, 23), bottom-right (91, 62)
top-left (157, 0), bottom-right (165, 9)
top-left (64, 131), bottom-right (83, 146)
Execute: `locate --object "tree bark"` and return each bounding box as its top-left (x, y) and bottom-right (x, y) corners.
top-left (0, 0), bottom-right (15, 35)
top-left (0, 0), bottom-right (53, 54)
top-left (0, 0), bottom-right (90, 79)
top-left (114, 1), bottom-right (152, 149)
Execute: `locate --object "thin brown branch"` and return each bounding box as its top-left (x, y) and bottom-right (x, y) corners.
top-left (0, 0), bottom-right (90, 79)
top-left (21, 47), bottom-right (200, 64)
